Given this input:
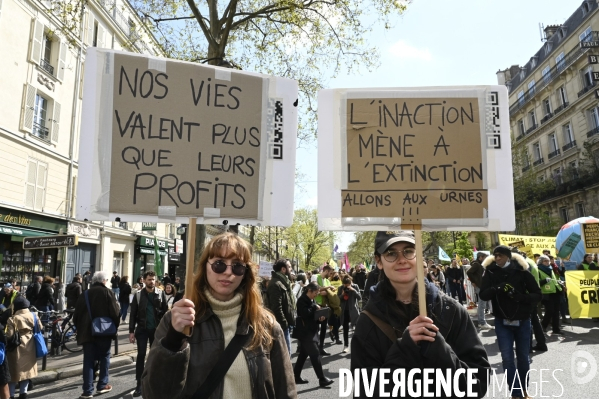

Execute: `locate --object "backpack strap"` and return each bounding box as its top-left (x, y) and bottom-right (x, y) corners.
top-left (361, 310), bottom-right (398, 342)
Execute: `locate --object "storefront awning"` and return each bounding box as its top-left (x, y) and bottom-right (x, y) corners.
top-left (140, 248), bottom-right (167, 256)
top-left (0, 225), bottom-right (54, 237)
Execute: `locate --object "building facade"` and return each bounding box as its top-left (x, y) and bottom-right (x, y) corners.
top-left (498, 0), bottom-right (599, 236)
top-left (0, 0), bottom-right (180, 290)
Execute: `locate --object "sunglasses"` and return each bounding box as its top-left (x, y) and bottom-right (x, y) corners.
top-left (382, 247), bottom-right (417, 262)
top-left (209, 260), bottom-right (247, 276)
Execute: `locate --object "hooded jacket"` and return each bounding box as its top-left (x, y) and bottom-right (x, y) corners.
top-left (351, 280), bottom-right (489, 399)
top-left (266, 271), bottom-right (296, 330)
top-left (65, 281), bottom-right (82, 309)
top-left (479, 253), bottom-right (542, 321)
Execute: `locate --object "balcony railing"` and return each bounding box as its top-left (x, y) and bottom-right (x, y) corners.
top-left (509, 31), bottom-right (595, 114)
top-left (522, 165), bottom-right (531, 173)
top-left (540, 113), bottom-right (553, 124)
top-left (526, 124), bottom-right (538, 134)
top-left (31, 122), bottom-right (50, 142)
top-left (40, 59), bottom-right (54, 75)
top-left (553, 102), bottom-right (569, 115)
top-left (587, 126), bottom-right (599, 138)
top-left (578, 82), bottom-right (596, 98)
top-left (533, 158), bottom-right (544, 166)
top-left (516, 132), bottom-right (525, 141)
top-left (562, 140), bottom-right (577, 152)
top-left (548, 149), bottom-right (561, 159)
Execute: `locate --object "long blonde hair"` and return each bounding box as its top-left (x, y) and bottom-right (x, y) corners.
top-left (188, 232), bottom-right (274, 351)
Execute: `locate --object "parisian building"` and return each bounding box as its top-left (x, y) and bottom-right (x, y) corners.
top-left (497, 0), bottom-right (599, 236)
top-left (0, 0), bottom-right (183, 291)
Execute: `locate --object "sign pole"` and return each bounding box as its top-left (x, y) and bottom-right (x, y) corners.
top-left (183, 217), bottom-right (197, 336)
top-left (403, 224), bottom-right (427, 317)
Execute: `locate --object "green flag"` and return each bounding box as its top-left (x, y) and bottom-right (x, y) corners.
top-left (154, 238), bottom-right (163, 276)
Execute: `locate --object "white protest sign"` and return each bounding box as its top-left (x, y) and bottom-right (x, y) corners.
top-left (77, 48), bottom-right (297, 226)
top-left (317, 86), bottom-right (514, 231)
top-left (258, 260), bottom-right (273, 278)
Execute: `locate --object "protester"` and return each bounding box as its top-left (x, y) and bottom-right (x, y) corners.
top-left (266, 259), bottom-right (296, 355)
top-left (118, 276), bottom-right (132, 322)
top-left (65, 276), bottom-right (83, 309)
top-left (24, 276), bottom-right (41, 304)
top-left (577, 253), bottom-right (598, 270)
top-left (351, 231), bottom-right (489, 398)
top-left (110, 271), bottom-right (121, 301)
top-left (173, 276), bottom-right (181, 292)
top-left (73, 271), bottom-right (120, 398)
top-left (293, 282), bottom-right (334, 387)
top-left (129, 271), bottom-right (168, 397)
top-left (446, 259), bottom-right (466, 304)
top-left (353, 265), bottom-right (367, 291)
top-left (162, 273), bottom-right (171, 285)
top-left (338, 276), bottom-right (361, 353)
top-left (314, 265), bottom-right (335, 356)
top-left (141, 232), bottom-right (297, 399)
top-left (467, 253), bottom-right (492, 330)
top-left (519, 250), bottom-right (547, 352)
top-left (480, 245), bottom-right (542, 399)
top-left (0, 283), bottom-right (21, 327)
top-left (362, 266), bottom-right (380, 305)
top-left (0, 325), bottom-right (9, 399)
top-left (537, 255), bottom-right (563, 335)
top-left (259, 277), bottom-right (270, 308)
top-left (82, 271), bottom-right (92, 291)
top-left (164, 283), bottom-right (177, 310)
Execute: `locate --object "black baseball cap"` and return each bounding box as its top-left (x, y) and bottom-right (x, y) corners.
top-left (375, 231), bottom-right (415, 254)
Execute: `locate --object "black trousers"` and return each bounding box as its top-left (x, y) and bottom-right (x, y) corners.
top-left (530, 307), bottom-right (546, 346)
top-left (318, 319), bottom-right (328, 348)
top-left (135, 328), bottom-right (156, 382)
top-left (293, 335), bottom-right (325, 380)
top-left (343, 307), bottom-right (351, 346)
top-left (541, 293), bottom-right (561, 333)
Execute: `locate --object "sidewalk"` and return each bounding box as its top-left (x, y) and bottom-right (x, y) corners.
top-left (33, 321), bottom-right (138, 385)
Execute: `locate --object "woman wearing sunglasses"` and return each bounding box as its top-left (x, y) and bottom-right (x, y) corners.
top-left (351, 231), bottom-right (489, 398)
top-left (142, 232), bottom-right (297, 399)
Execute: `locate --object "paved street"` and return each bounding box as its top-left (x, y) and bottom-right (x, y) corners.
top-left (29, 315), bottom-right (599, 398)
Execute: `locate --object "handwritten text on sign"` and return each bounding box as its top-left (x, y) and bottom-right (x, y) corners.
top-left (342, 98), bottom-right (487, 221)
top-left (109, 54), bottom-right (263, 218)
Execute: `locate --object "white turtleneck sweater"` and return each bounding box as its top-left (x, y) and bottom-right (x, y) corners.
top-left (205, 290), bottom-right (252, 398)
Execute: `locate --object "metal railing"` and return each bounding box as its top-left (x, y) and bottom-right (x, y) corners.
top-left (522, 165), bottom-right (531, 173)
top-left (541, 113), bottom-right (553, 124)
top-left (553, 102), bottom-right (569, 115)
top-left (32, 122), bottom-right (50, 142)
top-left (578, 82), bottom-right (596, 98)
top-left (516, 132), bottom-right (525, 141)
top-left (562, 140), bottom-right (577, 152)
top-left (533, 158), bottom-right (544, 166)
top-left (509, 31), bottom-right (595, 114)
top-left (526, 124), bottom-right (538, 134)
top-left (587, 126), bottom-right (599, 138)
top-left (40, 59), bottom-right (54, 75)
top-left (548, 149), bottom-right (561, 159)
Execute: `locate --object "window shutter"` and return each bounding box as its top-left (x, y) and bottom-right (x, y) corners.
top-left (21, 84), bottom-right (36, 133)
top-left (85, 13), bottom-right (95, 46)
top-left (29, 19), bottom-right (44, 65)
top-left (79, 62), bottom-right (85, 99)
top-left (51, 101), bottom-right (61, 144)
top-left (25, 160), bottom-right (37, 208)
top-left (57, 40), bottom-right (67, 81)
top-left (35, 162), bottom-right (47, 211)
top-left (98, 24), bottom-right (105, 48)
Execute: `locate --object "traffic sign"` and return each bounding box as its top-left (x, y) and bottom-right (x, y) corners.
top-left (23, 235), bottom-right (78, 249)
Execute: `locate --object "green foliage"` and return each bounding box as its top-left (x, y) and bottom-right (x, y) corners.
top-left (474, 232), bottom-right (487, 250)
top-left (128, 0), bottom-right (411, 144)
top-left (422, 231), bottom-right (452, 257)
top-left (454, 231), bottom-right (472, 260)
top-left (347, 231), bottom-right (376, 264)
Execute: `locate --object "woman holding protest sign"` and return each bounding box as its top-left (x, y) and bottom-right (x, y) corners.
top-left (351, 231), bottom-right (489, 398)
top-left (141, 232), bottom-right (296, 399)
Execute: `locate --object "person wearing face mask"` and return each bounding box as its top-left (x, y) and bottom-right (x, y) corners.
top-left (351, 231), bottom-right (489, 398)
top-left (480, 245), bottom-right (542, 399)
top-left (266, 259), bottom-right (296, 355)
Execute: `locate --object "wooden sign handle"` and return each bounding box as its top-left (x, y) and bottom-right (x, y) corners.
top-left (183, 217), bottom-right (197, 337)
top-left (402, 224), bottom-right (427, 317)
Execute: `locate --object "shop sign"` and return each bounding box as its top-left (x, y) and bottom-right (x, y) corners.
top-left (68, 222), bottom-right (100, 240)
top-left (23, 235), bottom-right (78, 249)
top-left (142, 223), bottom-right (157, 231)
top-left (137, 236), bottom-right (168, 249)
top-left (140, 248), bottom-right (167, 255)
top-left (0, 206), bottom-right (67, 232)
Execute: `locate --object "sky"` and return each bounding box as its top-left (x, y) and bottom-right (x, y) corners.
top-left (293, 0), bottom-right (582, 252)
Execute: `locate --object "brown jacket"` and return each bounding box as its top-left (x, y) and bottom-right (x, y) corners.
top-left (6, 309), bottom-right (43, 382)
top-left (141, 308), bottom-right (297, 399)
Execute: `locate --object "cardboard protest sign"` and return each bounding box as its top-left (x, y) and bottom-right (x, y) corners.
top-left (498, 234), bottom-right (556, 256)
top-left (581, 223), bottom-right (599, 252)
top-left (565, 271), bottom-right (599, 318)
top-left (77, 49), bottom-right (297, 226)
top-left (317, 86), bottom-right (513, 231)
top-left (258, 260), bottom-right (273, 278)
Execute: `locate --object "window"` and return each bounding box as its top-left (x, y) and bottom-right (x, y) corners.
top-left (28, 19), bottom-right (66, 81)
top-left (20, 84), bottom-right (60, 144)
top-left (25, 158), bottom-right (47, 211)
top-left (581, 66), bottom-right (594, 88)
top-left (576, 203), bottom-right (585, 218)
top-left (543, 98), bottom-right (552, 116)
top-left (583, 2), bottom-right (590, 16)
top-left (528, 80), bottom-right (536, 95)
top-left (531, 57), bottom-right (537, 68)
top-left (529, 110), bottom-right (537, 128)
top-left (544, 42), bottom-right (553, 55)
top-left (518, 90), bottom-right (525, 106)
top-left (588, 106), bottom-right (599, 129)
top-left (542, 66), bottom-right (551, 84)
top-left (556, 52), bottom-right (565, 72)
top-left (113, 252), bottom-right (124, 274)
top-left (533, 142), bottom-right (542, 161)
top-left (559, 207), bottom-right (569, 224)
top-left (548, 133), bottom-right (558, 153)
top-left (93, 20), bottom-right (98, 47)
top-left (518, 119), bottom-right (525, 136)
top-left (557, 86), bottom-right (568, 106)
top-left (553, 167), bottom-right (562, 184)
top-left (118, 222), bottom-right (128, 229)
top-left (538, 175), bottom-right (545, 183)
top-left (523, 150), bottom-right (531, 167)
top-left (563, 123), bottom-right (574, 144)
top-left (570, 161), bottom-right (579, 179)
top-left (579, 26), bottom-right (592, 42)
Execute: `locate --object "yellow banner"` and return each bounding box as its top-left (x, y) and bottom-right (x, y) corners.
top-left (498, 234), bottom-right (556, 257)
top-left (565, 271), bottom-right (599, 318)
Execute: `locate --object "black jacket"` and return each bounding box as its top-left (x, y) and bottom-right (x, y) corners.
top-left (480, 253), bottom-right (542, 321)
top-left (446, 266), bottom-right (464, 283)
top-left (266, 271), bottom-right (295, 330)
top-left (351, 280), bottom-right (490, 399)
top-left (129, 288), bottom-right (168, 333)
top-left (119, 282), bottom-right (132, 304)
top-left (353, 270), bottom-right (367, 290)
top-left (293, 293), bottom-right (319, 340)
top-left (25, 282), bottom-right (41, 303)
top-left (362, 268), bottom-right (380, 305)
top-left (110, 275), bottom-right (121, 289)
top-left (466, 260), bottom-right (484, 287)
top-left (73, 282), bottom-right (121, 344)
top-left (65, 282), bottom-right (82, 309)
top-left (34, 282), bottom-right (56, 309)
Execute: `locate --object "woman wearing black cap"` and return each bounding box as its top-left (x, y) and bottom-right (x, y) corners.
top-left (480, 245), bottom-right (542, 399)
top-left (351, 231), bottom-right (489, 398)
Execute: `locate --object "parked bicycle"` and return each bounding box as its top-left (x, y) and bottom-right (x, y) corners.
top-left (31, 307), bottom-right (81, 354)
